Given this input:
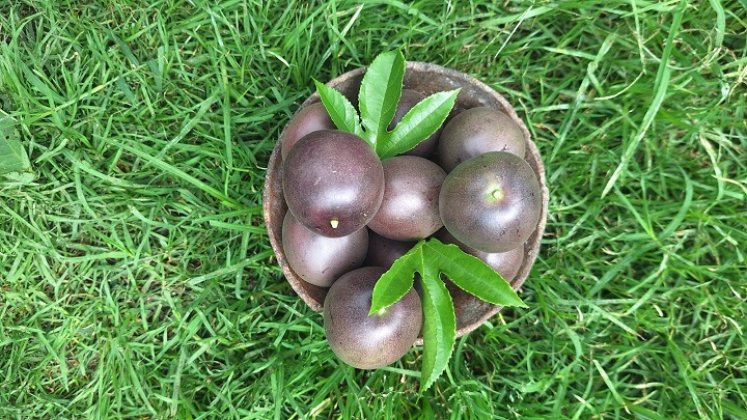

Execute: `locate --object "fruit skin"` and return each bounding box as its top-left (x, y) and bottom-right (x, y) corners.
top-left (364, 231), bottom-right (422, 296)
top-left (389, 89), bottom-right (440, 157)
top-left (282, 212), bottom-right (369, 287)
top-left (436, 228), bottom-right (524, 282)
top-left (368, 156), bottom-right (446, 241)
top-left (283, 130), bottom-right (385, 237)
top-left (280, 102), bottom-right (335, 160)
top-left (324, 266), bottom-right (422, 369)
top-left (438, 107), bottom-right (526, 172)
top-left (364, 231), bottom-right (415, 269)
top-left (439, 152), bottom-right (541, 253)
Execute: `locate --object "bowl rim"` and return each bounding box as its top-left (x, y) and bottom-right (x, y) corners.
top-left (262, 61), bottom-right (549, 344)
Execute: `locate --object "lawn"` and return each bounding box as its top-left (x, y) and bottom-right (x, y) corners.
top-left (1, 0), bottom-right (746, 418)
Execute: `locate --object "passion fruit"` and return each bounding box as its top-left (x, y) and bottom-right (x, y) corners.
top-left (282, 212), bottom-right (368, 287)
top-left (283, 130), bottom-right (384, 237)
top-left (439, 151), bottom-right (541, 253)
top-left (324, 266), bottom-right (422, 369)
top-left (280, 102), bottom-right (334, 160)
top-left (368, 156), bottom-right (446, 241)
top-left (364, 231), bottom-right (415, 269)
top-left (438, 107), bottom-right (526, 172)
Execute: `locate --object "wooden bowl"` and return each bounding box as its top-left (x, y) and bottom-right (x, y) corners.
top-left (263, 62), bottom-right (549, 343)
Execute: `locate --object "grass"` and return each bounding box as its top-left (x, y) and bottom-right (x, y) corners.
top-left (1, 0), bottom-right (745, 418)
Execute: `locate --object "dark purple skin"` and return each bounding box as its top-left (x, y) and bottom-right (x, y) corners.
top-left (439, 152), bottom-right (541, 253)
top-left (364, 231), bottom-right (415, 269)
top-left (438, 107), bottom-right (526, 172)
top-left (364, 231), bottom-right (422, 296)
top-left (280, 102), bottom-right (335, 160)
top-left (368, 156), bottom-right (446, 241)
top-left (388, 89), bottom-right (440, 157)
top-left (283, 130), bottom-right (385, 237)
top-left (324, 266), bottom-right (422, 369)
top-left (282, 212), bottom-right (369, 287)
top-left (436, 228), bottom-right (524, 282)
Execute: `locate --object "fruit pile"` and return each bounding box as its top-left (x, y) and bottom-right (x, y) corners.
top-left (271, 51), bottom-right (542, 390)
top-left (281, 106), bottom-right (540, 344)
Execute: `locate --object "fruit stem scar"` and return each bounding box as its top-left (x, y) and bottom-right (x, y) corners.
top-left (490, 187), bottom-right (504, 201)
top-left (330, 218), bottom-right (339, 229)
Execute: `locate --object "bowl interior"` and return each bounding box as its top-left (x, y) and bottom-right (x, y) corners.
top-left (263, 62), bottom-right (548, 341)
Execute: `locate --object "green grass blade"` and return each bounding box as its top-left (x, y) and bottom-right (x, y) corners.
top-left (100, 137), bottom-right (241, 208)
top-left (602, 0), bottom-right (687, 197)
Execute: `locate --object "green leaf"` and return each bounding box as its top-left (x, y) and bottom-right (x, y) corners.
top-left (380, 89), bottom-right (460, 159)
top-left (313, 79), bottom-right (364, 140)
top-left (0, 117), bottom-right (31, 175)
top-left (359, 50), bottom-right (405, 149)
top-left (2, 171), bottom-right (35, 186)
top-left (424, 239), bottom-right (527, 308)
top-left (370, 237), bottom-right (527, 390)
top-left (369, 241), bottom-right (420, 315)
top-left (419, 259), bottom-right (456, 393)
